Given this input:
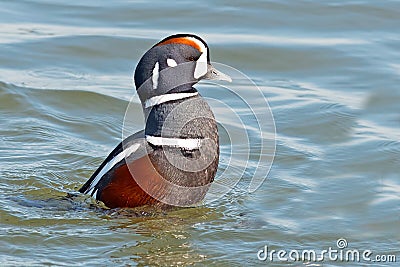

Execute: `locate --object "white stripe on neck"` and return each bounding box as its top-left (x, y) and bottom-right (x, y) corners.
top-left (144, 92), bottom-right (198, 108)
top-left (146, 135), bottom-right (202, 150)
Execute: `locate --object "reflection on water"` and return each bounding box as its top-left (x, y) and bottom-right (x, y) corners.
top-left (1, 0), bottom-right (399, 265)
top-left (106, 207), bottom-right (219, 266)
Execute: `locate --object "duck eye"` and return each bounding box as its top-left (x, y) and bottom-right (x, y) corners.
top-left (187, 56), bottom-right (195, 61)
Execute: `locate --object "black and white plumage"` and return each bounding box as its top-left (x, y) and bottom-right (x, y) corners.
top-left (79, 34), bottom-right (231, 208)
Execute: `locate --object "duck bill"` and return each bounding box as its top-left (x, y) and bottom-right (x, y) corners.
top-left (203, 64), bottom-right (232, 82)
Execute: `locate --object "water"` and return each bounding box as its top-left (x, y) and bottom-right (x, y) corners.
top-left (1, 0), bottom-right (399, 266)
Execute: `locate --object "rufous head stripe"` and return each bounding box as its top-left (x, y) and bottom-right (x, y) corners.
top-left (156, 37), bottom-right (203, 52)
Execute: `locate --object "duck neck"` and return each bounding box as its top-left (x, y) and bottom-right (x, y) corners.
top-left (144, 87), bottom-right (201, 138)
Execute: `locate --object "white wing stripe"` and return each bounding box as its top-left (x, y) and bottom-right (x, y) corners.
top-left (87, 143), bottom-right (140, 196)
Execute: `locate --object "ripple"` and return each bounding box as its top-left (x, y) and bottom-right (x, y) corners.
top-left (1, 0), bottom-right (400, 265)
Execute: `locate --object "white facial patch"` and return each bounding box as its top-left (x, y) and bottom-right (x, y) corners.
top-left (194, 52), bottom-right (208, 79)
top-left (167, 58), bottom-right (178, 67)
top-left (152, 62), bottom-right (159, 89)
top-left (183, 36), bottom-right (208, 79)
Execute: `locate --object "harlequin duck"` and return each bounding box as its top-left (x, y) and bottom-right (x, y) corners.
top-left (79, 34), bottom-right (231, 209)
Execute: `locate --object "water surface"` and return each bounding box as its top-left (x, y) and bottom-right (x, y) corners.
top-left (1, 0), bottom-right (399, 266)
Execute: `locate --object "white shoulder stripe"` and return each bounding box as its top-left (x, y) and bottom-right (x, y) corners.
top-left (86, 143), bottom-right (141, 196)
top-left (144, 92), bottom-right (198, 108)
top-left (146, 135), bottom-right (202, 150)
